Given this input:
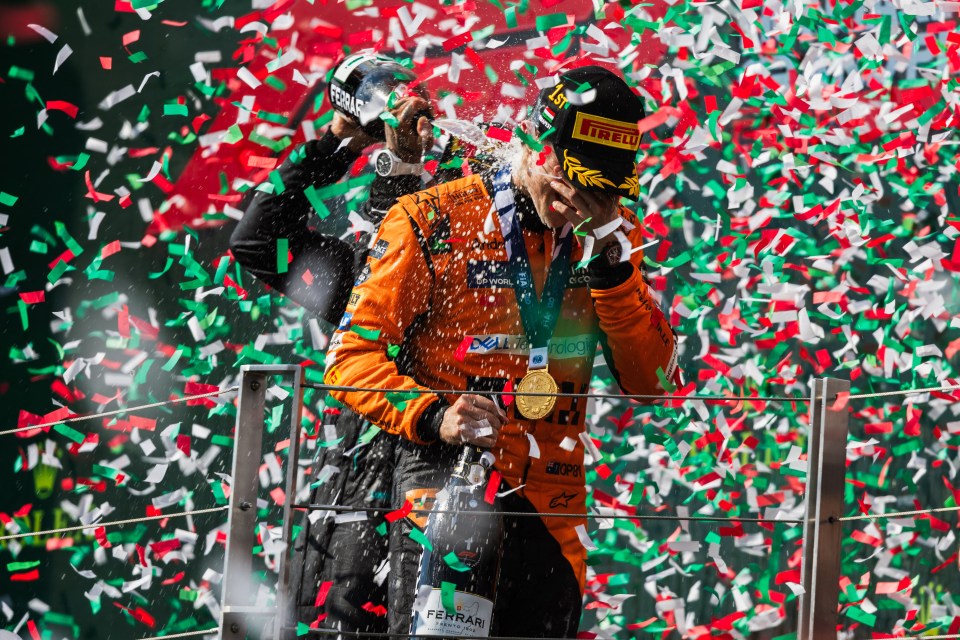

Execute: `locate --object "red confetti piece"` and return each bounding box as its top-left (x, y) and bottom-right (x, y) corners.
top-left (19, 291), bottom-right (45, 304)
top-left (11, 569), bottom-right (39, 582)
top-left (46, 100), bottom-right (79, 118)
top-left (149, 538), bottom-right (182, 560)
top-left (442, 32), bottom-right (472, 51)
top-left (122, 29), bottom-right (141, 46)
top-left (361, 602), bottom-right (388, 616)
top-left (453, 335), bottom-right (472, 361)
top-left (314, 580), bottom-right (333, 607)
top-left (485, 126), bottom-right (513, 142)
top-left (484, 471), bottom-right (501, 504)
top-left (501, 379), bottom-right (514, 407)
top-left (385, 500), bottom-right (413, 522)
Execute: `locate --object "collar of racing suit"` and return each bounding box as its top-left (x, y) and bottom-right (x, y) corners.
top-left (476, 167), bottom-right (548, 234)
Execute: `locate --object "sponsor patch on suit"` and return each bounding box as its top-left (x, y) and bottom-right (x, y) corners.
top-left (370, 239), bottom-right (389, 260)
top-left (467, 261), bottom-right (513, 289)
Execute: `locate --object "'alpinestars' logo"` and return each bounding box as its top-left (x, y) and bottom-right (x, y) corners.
top-left (549, 491), bottom-right (577, 509)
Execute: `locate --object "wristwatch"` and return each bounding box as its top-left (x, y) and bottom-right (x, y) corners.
top-left (372, 149), bottom-right (423, 177)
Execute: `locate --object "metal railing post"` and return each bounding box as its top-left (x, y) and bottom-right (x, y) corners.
top-left (798, 376), bottom-right (850, 639)
top-left (221, 365), bottom-right (301, 639)
top-left (274, 366), bottom-right (304, 640)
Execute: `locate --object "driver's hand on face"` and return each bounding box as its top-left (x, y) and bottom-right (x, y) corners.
top-left (438, 394), bottom-right (507, 448)
top-left (385, 95), bottom-right (433, 163)
top-left (548, 176), bottom-right (621, 248)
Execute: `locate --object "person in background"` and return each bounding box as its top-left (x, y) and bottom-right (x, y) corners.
top-left (230, 54), bottom-right (433, 635)
top-left (324, 65), bottom-right (680, 636)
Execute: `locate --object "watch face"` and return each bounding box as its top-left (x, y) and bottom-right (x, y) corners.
top-left (375, 152), bottom-right (393, 176)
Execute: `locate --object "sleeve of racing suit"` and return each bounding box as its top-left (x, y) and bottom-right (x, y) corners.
top-left (229, 131), bottom-right (359, 323)
top-left (323, 200), bottom-right (447, 445)
top-left (230, 132), bottom-right (422, 324)
top-left (589, 215), bottom-right (679, 395)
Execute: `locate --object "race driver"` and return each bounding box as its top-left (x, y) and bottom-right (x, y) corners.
top-left (324, 66), bottom-right (679, 636)
top-left (231, 54), bottom-right (434, 635)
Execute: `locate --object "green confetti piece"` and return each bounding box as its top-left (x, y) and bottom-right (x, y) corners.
top-left (375, 521), bottom-right (388, 536)
top-left (351, 325), bottom-right (381, 341)
top-left (408, 527), bottom-right (433, 551)
top-left (264, 75), bottom-right (287, 92)
top-left (17, 299), bottom-right (28, 330)
top-left (514, 126), bottom-right (543, 152)
top-left (53, 423), bottom-right (86, 444)
top-left (7, 560), bottom-right (40, 571)
top-left (535, 13), bottom-right (567, 30)
top-left (268, 169), bottom-right (285, 195)
top-left (303, 184), bottom-right (332, 220)
top-left (358, 425), bottom-right (381, 445)
top-left (380, 112), bottom-right (399, 128)
top-left (440, 581), bottom-right (456, 615)
top-left (504, 6), bottom-right (517, 28)
top-left (277, 238), bottom-right (289, 274)
top-left (163, 103), bottom-right (188, 117)
top-left (213, 255), bottom-right (230, 285)
top-left (846, 606), bottom-right (876, 627)
top-left (8, 66), bottom-right (34, 82)
top-left (386, 390), bottom-right (419, 412)
top-left (224, 124), bottom-right (244, 144)
top-left (54, 221), bottom-right (84, 257)
top-left (442, 551), bottom-right (470, 572)
top-left (0, 192), bottom-right (18, 206)
top-left (48, 259), bottom-right (73, 284)
top-left (210, 481), bottom-right (227, 505)
top-left (296, 622), bottom-right (311, 636)
top-left (256, 109), bottom-right (288, 125)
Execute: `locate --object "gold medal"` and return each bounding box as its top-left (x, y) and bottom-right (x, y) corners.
top-left (515, 369), bottom-right (558, 420)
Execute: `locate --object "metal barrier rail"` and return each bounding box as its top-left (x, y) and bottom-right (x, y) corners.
top-left (221, 368), bottom-right (857, 640)
top-left (0, 387), bottom-right (238, 437)
top-left (305, 382), bottom-right (807, 402)
top-left (4, 365), bottom-right (959, 639)
top-left (0, 506), bottom-right (229, 543)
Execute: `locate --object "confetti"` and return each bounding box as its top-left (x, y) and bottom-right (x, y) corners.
top-left (3, 0), bottom-right (960, 637)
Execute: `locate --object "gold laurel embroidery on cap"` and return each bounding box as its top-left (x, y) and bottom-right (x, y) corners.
top-left (562, 149), bottom-right (616, 190)
top-left (618, 174), bottom-right (640, 198)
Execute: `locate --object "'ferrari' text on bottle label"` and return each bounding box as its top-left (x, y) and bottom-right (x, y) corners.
top-left (414, 589), bottom-right (494, 637)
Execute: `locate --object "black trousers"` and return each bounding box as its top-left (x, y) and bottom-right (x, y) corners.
top-left (388, 439), bottom-right (582, 638)
top-left (283, 409), bottom-right (397, 636)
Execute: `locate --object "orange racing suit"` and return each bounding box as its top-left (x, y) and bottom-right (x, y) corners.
top-left (324, 171), bottom-right (678, 634)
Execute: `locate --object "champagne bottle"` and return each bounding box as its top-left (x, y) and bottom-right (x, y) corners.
top-left (410, 445), bottom-right (504, 638)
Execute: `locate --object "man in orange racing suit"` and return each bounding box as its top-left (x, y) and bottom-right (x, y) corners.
top-left (324, 66), bottom-right (679, 637)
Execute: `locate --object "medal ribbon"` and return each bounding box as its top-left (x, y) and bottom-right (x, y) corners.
top-left (491, 166), bottom-right (572, 368)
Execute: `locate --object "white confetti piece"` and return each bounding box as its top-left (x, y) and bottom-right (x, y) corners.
top-left (27, 24), bottom-right (58, 43)
top-left (53, 44), bottom-right (73, 74)
top-left (574, 524), bottom-right (597, 551)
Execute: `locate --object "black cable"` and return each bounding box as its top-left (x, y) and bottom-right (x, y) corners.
top-left (302, 382), bottom-right (807, 404)
top-left (293, 503), bottom-right (803, 525)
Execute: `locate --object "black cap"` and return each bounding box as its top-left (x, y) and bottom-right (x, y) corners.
top-left (532, 66), bottom-right (644, 201)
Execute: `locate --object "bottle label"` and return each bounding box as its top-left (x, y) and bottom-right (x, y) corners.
top-left (414, 588), bottom-right (494, 637)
